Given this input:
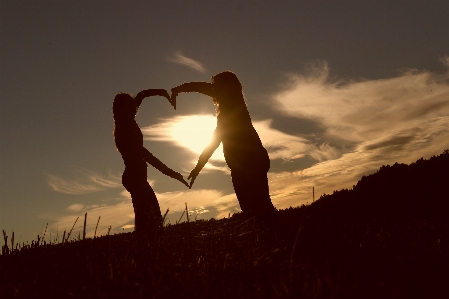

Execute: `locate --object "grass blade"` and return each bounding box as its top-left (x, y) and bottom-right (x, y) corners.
top-left (83, 212), bottom-right (87, 241)
top-left (66, 217), bottom-right (79, 242)
top-left (94, 216), bottom-right (101, 239)
top-left (177, 210), bottom-right (185, 224)
top-left (162, 208), bottom-right (169, 227)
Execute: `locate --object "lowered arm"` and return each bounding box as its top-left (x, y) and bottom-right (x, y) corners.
top-left (142, 147), bottom-right (189, 187)
top-left (188, 128), bottom-right (221, 187)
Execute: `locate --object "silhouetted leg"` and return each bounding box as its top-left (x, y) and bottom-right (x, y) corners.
top-left (144, 182), bottom-right (163, 229)
top-left (231, 170), bottom-right (279, 244)
top-left (131, 184), bottom-right (163, 236)
top-left (231, 170), bottom-right (277, 224)
top-left (131, 189), bottom-right (151, 234)
top-left (123, 168), bottom-right (162, 237)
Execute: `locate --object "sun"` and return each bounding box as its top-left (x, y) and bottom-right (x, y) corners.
top-left (170, 115), bottom-right (224, 160)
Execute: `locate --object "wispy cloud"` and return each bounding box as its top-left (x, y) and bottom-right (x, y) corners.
top-left (49, 196), bottom-right (135, 238)
top-left (273, 60), bottom-right (449, 144)
top-left (254, 119), bottom-right (311, 160)
top-left (270, 127), bottom-right (449, 210)
top-left (158, 189), bottom-right (240, 221)
top-left (48, 188), bottom-right (239, 238)
top-left (47, 170), bottom-right (122, 195)
top-left (157, 189), bottom-right (224, 213)
top-left (269, 58), bottom-right (449, 208)
top-left (168, 51), bottom-right (206, 73)
top-left (67, 203), bottom-right (85, 212)
top-left (142, 115), bottom-right (312, 167)
top-left (142, 115), bottom-right (224, 160)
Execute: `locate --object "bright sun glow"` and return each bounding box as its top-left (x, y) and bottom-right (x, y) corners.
top-left (170, 115), bottom-right (224, 160)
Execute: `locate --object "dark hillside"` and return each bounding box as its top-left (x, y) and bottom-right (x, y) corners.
top-left (278, 149), bottom-right (449, 227)
top-left (1, 150), bottom-right (448, 298)
top-left (276, 150), bottom-right (449, 298)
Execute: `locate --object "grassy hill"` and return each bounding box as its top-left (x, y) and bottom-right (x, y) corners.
top-left (1, 150), bottom-right (448, 298)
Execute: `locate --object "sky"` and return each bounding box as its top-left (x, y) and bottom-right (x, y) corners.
top-left (1, 1), bottom-right (448, 244)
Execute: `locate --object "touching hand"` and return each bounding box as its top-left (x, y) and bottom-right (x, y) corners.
top-left (170, 88), bottom-right (178, 110)
top-left (174, 172), bottom-right (190, 188)
top-left (187, 168), bottom-right (200, 189)
top-left (158, 89), bottom-right (171, 101)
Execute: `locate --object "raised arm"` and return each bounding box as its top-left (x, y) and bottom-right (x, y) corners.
top-left (188, 128), bottom-right (221, 188)
top-left (134, 89), bottom-right (171, 110)
top-left (142, 147), bottom-right (189, 188)
top-left (171, 82), bottom-right (216, 109)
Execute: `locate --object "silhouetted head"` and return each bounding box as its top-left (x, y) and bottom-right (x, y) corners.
top-left (211, 71), bottom-right (246, 114)
top-left (113, 93), bottom-right (136, 122)
top-left (211, 71), bottom-right (242, 95)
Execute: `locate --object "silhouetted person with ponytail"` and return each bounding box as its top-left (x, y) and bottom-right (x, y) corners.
top-left (171, 71), bottom-right (277, 228)
top-left (113, 90), bottom-right (189, 237)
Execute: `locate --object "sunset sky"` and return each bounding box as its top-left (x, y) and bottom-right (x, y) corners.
top-left (1, 2), bottom-right (448, 243)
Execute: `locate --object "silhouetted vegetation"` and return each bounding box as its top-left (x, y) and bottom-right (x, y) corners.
top-left (1, 150), bottom-right (448, 298)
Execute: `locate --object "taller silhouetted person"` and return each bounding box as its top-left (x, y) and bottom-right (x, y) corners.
top-left (171, 71), bottom-right (277, 227)
top-left (113, 90), bottom-right (188, 237)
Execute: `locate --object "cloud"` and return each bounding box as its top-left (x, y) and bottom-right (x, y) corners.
top-left (49, 198), bottom-right (135, 239)
top-left (67, 204), bottom-right (85, 212)
top-left (210, 193), bottom-right (240, 219)
top-left (48, 188), bottom-right (240, 238)
top-left (157, 189), bottom-right (224, 212)
top-left (142, 115), bottom-right (224, 161)
top-left (142, 115), bottom-right (313, 168)
top-left (168, 51), bottom-right (206, 73)
top-left (47, 170), bottom-right (122, 195)
top-left (268, 59), bottom-right (449, 209)
top-left (439, 55), bottom-right (449, 68)
top-left (270, 126), bottom-right (449, 210)
top-left (253, 119), bottom-right (309, 160)
top-left (273, 60), bottom-right (449, 144)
